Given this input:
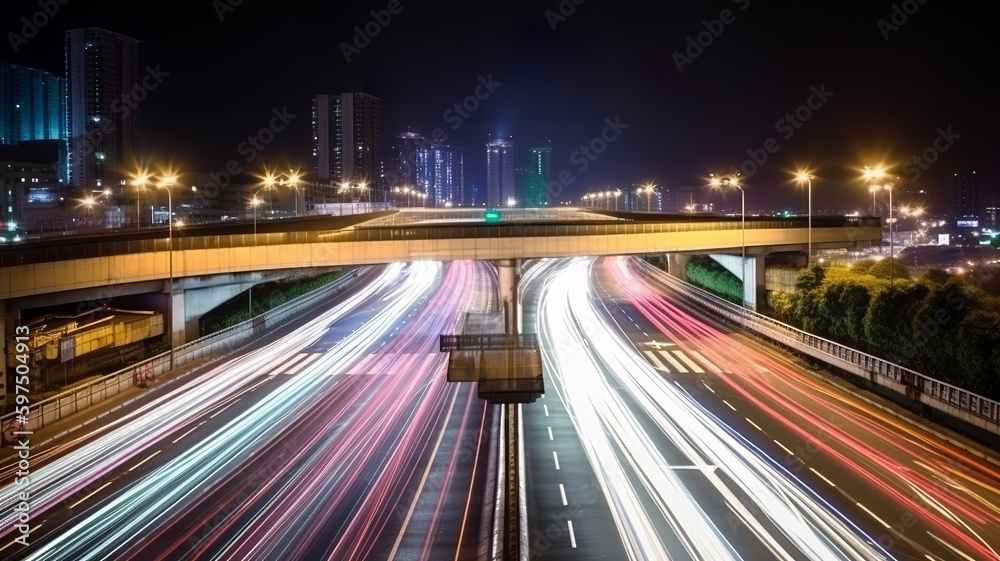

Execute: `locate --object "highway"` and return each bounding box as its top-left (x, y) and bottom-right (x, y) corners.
top-left (523, 255), bottom-right (1000, 560)
top-left (0, 260), bottom-right (496, 560)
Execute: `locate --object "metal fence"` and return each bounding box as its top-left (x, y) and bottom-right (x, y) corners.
top-left (1, 270), bottom-right (359, 438)
top-left (439, 333), bottom-right (539, 352)
top-left (651, 265), bottom-right (1000, 435)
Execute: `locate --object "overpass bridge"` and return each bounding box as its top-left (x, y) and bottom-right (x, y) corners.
top-left (1, 207), bottom-right (880, 351)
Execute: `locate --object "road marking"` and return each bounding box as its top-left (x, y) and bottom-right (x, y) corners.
top-left (209, 400), bottom-right (240, 419)
top-left (128, 450), bottom-right (161, 472)
top-left (544, 404), bottom-right (549, 417)
top-left (809, 467), bottom-right (837, 487)
top-left (856, 502), bottom-right (891, 529)
top-left (547, 427), bottom-right (554, 441)
top-left (285, 353), bottom-right (323, 375)
top-left (722, 400), bottom-right (737, 412)
top-left (67, 481), bottom-right (114, 510)
top-left (659, 351), bottom-right (688, 373)
top-left (745, 418), bottom-right (764, 432)
top-left (690, 350), bottom-right (722, 373)
top-left (643, 351), bottom-right (669, 372)
top-left (559, 483), bottom-right (568, 506)
top-left (567, 520), bottom-right (577, 548)
top-left (553, 451), bottom-right (560, 470)
top-left (172, 425), bottom-right (201, 443)
top-left (672, 350), bottom-right (705, 374)
top-left (773, 440), bottom-right (795, 456)
top-left (927, 532), bottom-right (978, 561)
top-left (701, 380), bottom-right (716, 393)
top-left (0, 524), bottom-right (44, 554)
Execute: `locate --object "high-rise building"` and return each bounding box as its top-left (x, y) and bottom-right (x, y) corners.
top-left (486, 137), bottom-right (514, 208)
top-left (949, 170), bottom-right (979, 226)
top-left (65, 28), bottom-right (140, 190)
top-left (526, 146), bottom-right (551, 207)
top-left (414, 143), bottom-right (463, 206)
top-left (312, 93), bottom-right (380, 192)
top-left (390, 131), bottom-right (425, 188)
top-left (1, 62), bottom-right (66, 146)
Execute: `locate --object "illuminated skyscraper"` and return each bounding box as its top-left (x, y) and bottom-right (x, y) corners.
top-left (486, 137), bottom-right (514, 208)
top-left (949, 170), bottom-right (979, 226)
top-left (313, 93), bottom-right (380, 191)
top-left (65, 27), bottom-right (139, 189)
top-left (526, 146), bottom-right (551, 207)
top-left (1, 62), bottom-right (65, 146)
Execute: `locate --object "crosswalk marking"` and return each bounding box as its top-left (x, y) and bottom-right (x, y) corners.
top-left (659, 350), bottom-right (688, 373)
top-left (285, 353), bottom-right (323, 375)
top-left (689, 350), bottom-right (722, 373)
top-left (672, 350), bottom-right (705, 374)
top-left (644, 351), bottom-right (669, 372)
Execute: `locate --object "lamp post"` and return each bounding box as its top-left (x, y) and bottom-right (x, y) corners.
top-left (642, 183), bottom-right (656, 211)
top-left (863, 165), bottom-right (892, 285)
top-left (793, 169), bottom-right (814, 267)
top-left (710, 173), bottom-right (746, 305)
top-left (157, 174), bottom-right (177, 367)
top-left (130, 171), bottom-right (151, 228)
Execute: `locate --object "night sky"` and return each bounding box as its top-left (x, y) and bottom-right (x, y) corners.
top-left (5, 0), bottom-right (997, 213)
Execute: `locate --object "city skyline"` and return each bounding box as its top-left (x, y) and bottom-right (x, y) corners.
top-left (1, 1), bottom-right (996, 214)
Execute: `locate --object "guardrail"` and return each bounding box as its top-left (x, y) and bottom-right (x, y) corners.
top-left (1, 270), bottom-right (360, 438)
top-left (439, 334), bottom-right (539, 352)
top-left (647, 263), bottom-right (1000, 438)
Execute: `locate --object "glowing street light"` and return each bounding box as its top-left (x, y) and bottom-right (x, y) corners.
top-left (862, 165), bottom-right (895, 287)
top-left (709, 173), bottom-right (746, 305)
top-left (157, 172), bottom-right (178, 367)
top-left (792, 169), bottom-right (814, 267)
top-left (129, 169), bottom-right (152, 228)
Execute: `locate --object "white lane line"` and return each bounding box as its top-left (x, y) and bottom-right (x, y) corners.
top-left (553, 451), bottom-right (560, 470)
top-left (567, 520), bottom-right (577, 548)
top-left (745, 418), bottom-right (764, 432)
top-left (128, 450), bottom-right (161, 472)
top-left (0, 524), bottom-right (44, 554)
top-left (559, 483), bottom-right (568, 506)
top-left (856, 502), bottom-right (892, 529)
top-left (809, 467), bottom-right (837, 487)
top-left (172, 425), bottom-right (201, 444)
top-left (67, 481), bottom-right (114, 510)
top-left (927, 532), bottom-right (978, 561)
top-left (285, 353), bottom-right (323, 375)
top-left (209, 400), bottom-right (240, 419)
top-left (722, 400), bottom-right (737, 412)
top-left (641, 331), bottom-right (648, 337)
top-left (547, 427), bottom-right (554, 441)
top-left (659, 350), bottom-right (688, 373)
top-left (773, 440), bottom-right (795, 456)
top-left (689, 350), bottom-right (722, 373)
top-left (701, 380), bottom-right (716, 393)
top-left (672, 350), bottom-right (705, 374)
top-left (643, 351), bottom-right (669, 372)
top-left (544, 404), bottom-right (549, 417)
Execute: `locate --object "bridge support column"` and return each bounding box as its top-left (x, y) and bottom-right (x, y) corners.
top-left (709, 253), bottom-right (769, 312)
top-left (497, 259), bottom-right (520, 336)
top-left (742, 255), bottom-right (767, 312)
top-left (667, 253), bottom-right (690, 281)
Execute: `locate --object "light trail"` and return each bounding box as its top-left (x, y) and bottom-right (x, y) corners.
top-left (535, 257), bottom-right (891, 560)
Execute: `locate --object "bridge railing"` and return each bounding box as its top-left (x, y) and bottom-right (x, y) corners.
top-left (1, 269), bottom-right (359, 438)
top-left (644, 262), bottom-right (1000, 436)
top-left (439, 333), bottom-right (538, 352)
top-left (1, 216), bottom-right (879, 268)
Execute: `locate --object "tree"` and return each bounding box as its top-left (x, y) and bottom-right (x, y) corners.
top-left (919, 268), bottom-right (952, 286)
top-left (796, 265), bottom-right (825, 292)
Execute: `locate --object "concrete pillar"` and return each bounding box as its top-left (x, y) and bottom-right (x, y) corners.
top-left (742, 255), bottom-right (767, 312)
top-left (497, 259), bottom-right (519, 336)
top-left (667, 253), bottom-right (690, 281)
top-left (169, 282), bottom-right (187, 347)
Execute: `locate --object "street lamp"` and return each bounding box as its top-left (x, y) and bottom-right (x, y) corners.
top-left (793, 169), bottom-right (814, 267)
top-left (127, 172), bottom-right (148, 228)
top-left (863, 165), bottom-right (895, 287)
top-left (641, 183), bottom-right (656, 211)
top-left (157, 173), bottom-right (177, 367)
top-left (709, 173), bottom-right (746, 304)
